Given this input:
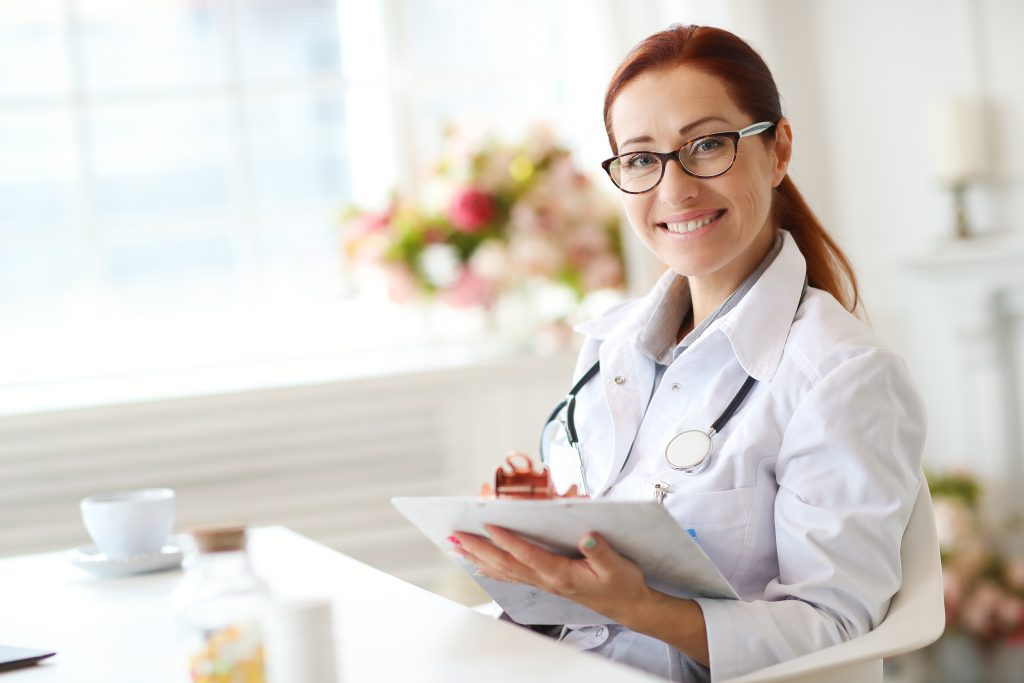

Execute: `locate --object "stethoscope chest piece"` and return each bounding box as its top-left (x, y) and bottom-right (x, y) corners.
top-left (664, 429), bottom-right (714, 474)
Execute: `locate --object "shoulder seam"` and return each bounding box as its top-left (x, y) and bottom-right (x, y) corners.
top-left (787, 344), bottom-right (820, 385)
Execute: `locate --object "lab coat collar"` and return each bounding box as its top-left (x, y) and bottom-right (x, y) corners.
top-left (716, 230), bottom-right (807, 383)
top-left (572, 229), bottom-right (807, 383)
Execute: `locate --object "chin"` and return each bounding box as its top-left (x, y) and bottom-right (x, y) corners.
top-left (661, 256), bottom-right (720, 278)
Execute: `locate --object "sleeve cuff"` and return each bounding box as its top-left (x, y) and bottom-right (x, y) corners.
top-left (694, 597), bottom-right (739, 682)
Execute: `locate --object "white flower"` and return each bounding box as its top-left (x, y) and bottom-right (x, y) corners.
top-left (532, 281), bottom-right (577, 323)
top-left (468, 240), bottom-right (509, 282)
top-left (420, 177), bottom-right (454, 213)
top-left (571, 289), bottom-right (628, 325)
top-left (509, 234), bottom-right (563, 276)
top-left (419, 243), bottom-right (461, 288)
top-left (933, 498), bottom-right (976, 552)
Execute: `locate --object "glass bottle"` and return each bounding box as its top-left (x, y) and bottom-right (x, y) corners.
top-left (173, 525), bottom-right (270, 683)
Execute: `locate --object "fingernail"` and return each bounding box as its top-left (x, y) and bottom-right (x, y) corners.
top-left (447, 535), bottom-right (461, 545)
top-left (582, 537), bottom-right (598, 550)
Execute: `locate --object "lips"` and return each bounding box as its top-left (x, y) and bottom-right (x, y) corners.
top-left (658, 209), bottom-right (726, 235)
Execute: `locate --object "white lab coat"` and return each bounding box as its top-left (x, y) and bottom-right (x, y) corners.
top-left (546, 229), bottom-right (926, 682)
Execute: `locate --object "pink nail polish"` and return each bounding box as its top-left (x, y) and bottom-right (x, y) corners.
top-left (447, 535), bottom-right (461, 545)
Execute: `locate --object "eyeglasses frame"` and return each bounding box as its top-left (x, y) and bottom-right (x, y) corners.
top-left (601, 120), bottom-right (777, 194)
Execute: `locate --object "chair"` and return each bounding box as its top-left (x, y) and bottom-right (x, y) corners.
top-left (722, 482), bottom-right (946, 683)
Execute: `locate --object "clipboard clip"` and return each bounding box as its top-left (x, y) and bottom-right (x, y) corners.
top-left (479, 452), bottom-right (586, 499)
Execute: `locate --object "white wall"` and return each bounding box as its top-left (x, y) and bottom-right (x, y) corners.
top-left (561, 0), bottom-right (1024, 500)
top-left (601, 1), bottom-right (1024, 497)
top-left (536, 0), bottom-right (1024, 497)
top-left (670, 1), bottom-right (1023, 485)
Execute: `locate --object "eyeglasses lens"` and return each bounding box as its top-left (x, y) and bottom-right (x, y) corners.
top-left (609, 134), bottom-right (737, 191)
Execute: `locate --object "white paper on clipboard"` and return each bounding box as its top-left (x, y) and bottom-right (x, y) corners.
top-left (391, 496), bottom-right (739, 625)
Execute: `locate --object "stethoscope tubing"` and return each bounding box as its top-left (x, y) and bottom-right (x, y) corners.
top-left (539, 278), bottom-right (807, 489)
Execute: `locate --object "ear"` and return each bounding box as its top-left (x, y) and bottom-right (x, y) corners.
top-left (770, 117), bottom-right (794, 187)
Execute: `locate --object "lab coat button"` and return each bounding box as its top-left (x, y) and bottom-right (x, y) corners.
top-left (614, 375), bottom-right (626, 385)
top-left (671, 383), bottom-right (681, 391)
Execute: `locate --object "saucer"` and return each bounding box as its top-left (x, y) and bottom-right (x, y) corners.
top-left (66, 538), bottom-right (185, 577)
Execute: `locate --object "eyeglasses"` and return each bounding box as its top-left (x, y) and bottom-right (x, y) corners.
top-left (601, 121), bottom-right (776, 194)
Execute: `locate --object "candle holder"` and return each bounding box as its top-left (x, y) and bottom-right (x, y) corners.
top-left (950, 181), bottom-right (972, 240)
top-left (930, 97), bottom-right (987, 242)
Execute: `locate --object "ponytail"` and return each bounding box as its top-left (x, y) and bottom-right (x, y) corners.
top-left (772, 176), bottom-right (860, 315)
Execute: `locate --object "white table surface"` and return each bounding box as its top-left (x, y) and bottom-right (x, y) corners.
top-left (0, 526), bottom-right (661, 682)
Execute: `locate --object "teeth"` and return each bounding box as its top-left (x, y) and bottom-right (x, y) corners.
top-left (664, 212), bottom-right (720, 233)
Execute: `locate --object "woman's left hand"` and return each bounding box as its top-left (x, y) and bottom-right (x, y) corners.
top-left (450, 525), bottom-right (652, 625)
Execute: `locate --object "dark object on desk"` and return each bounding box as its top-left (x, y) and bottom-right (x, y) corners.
top-left (0, 644), bottom-right (55, 672)
top-left (479, 452), bottom-right (584, 499)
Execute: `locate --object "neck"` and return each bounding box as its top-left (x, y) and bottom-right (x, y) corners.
top-left (687, 227), bottom-right (776, 330)
top-left (675, 307), bottom-right (694, 344)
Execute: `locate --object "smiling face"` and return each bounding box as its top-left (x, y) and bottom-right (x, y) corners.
top-left (609, 65), bottom-right (792, 293)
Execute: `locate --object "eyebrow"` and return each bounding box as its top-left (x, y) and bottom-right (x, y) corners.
top-left (619, 116), bottom-right (732, 150)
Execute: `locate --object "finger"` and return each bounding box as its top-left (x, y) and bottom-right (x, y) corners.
top-left (454, 547), bottom-right (514, 583)
top-left (485, 524), bottom-right (572, 577)
top-left (577, 532), bottom-right (627, 577)
top-left (454, 531), bottom-right (506, 561)
top-left (452, 542), bottom-right (505, 574)
top-left (456, 529), bottom-right (537, 582)
top-left (451, 545), bottom-right (483, 566)
top-left (474, 567), bottom-right (514, 583)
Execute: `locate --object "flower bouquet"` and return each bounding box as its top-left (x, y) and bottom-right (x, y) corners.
top-left (929, 470), bottom-right (1024, 645)
top-left (885, 471), bottom-right (1024, 683)
top-left (340, 124), bottom-right (627, 337)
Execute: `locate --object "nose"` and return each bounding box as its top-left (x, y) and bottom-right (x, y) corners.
top-left (656, 156), bottom-right (701, 205)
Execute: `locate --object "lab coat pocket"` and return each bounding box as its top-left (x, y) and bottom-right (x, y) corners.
top-left (664, 486), bottom-right (757, 582)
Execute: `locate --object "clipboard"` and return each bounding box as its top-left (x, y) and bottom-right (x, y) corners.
top-left (391, 495), bottom-right (740, 625)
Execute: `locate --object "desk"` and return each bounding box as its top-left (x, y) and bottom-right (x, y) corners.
top-left (0, 527), bottom-right (661, 682)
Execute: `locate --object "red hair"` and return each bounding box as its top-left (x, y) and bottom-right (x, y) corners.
top-left (603, 25), bottom-right (860, 314)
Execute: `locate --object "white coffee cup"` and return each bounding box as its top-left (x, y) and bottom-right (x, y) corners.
top-left (80, 488), bottom-right (176, 560)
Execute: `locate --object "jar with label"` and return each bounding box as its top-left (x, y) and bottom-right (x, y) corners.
top-left (172, 525), bottom-right (270, 683)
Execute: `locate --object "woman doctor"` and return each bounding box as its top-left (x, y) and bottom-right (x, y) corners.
top-left (450, 24), bottom-right (926, 683)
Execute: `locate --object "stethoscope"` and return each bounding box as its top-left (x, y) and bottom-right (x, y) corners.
top-left (540, 279), bottom-right (806, 496)
top-left (540, 359), bottom-right (756, 496)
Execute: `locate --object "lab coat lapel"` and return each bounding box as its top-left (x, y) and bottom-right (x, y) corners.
top-left (595, 334), bottom-right (655, 495)
top-left (575, 269), bottom-right (676, 495)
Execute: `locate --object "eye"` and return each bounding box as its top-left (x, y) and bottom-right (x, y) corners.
top-left (622, 152), bottom-right (658, 170)
top-left (688, 135), bottom-right (729, 157)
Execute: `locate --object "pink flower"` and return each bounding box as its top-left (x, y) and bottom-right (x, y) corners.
top-left (1005, 558), bottom-right (1024, 590)
top-left (942, 570), bottom-right (961, 617)
top-left (342, 210), bottom-right (392, 260)
top-left (441, 269), bottom-right (495, 308)
top-left (509, 234), bottom-right (563, 277)
top-left (997, 597), bottom-right (1024, 631)
top-left (384, 265), bottom-right (419, 304)
top-left (448, 188), bottom-right (494, 233)
top-left (581, 253), bottom-right (625, 291)
top-left (961, 581), bottom-right (1003, 639)
top-left (349, 210), bottom-right (390, 237)
top-left (1008, 604), bottom-right (1024, 646)
top-left (424, 227), bottom-right (446, 244)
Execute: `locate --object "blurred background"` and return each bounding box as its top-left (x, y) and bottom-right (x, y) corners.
top-left (1, 0), bottom-right (1022, 680)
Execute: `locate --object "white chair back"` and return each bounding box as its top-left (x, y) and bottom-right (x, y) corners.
top-left (723, 479), bottom-right (945, 683)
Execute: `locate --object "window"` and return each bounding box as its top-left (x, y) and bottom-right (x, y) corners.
top-left (0, 0), bottom-right (372, 326)
top-left (0, 0), bottom-right (687, 398)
